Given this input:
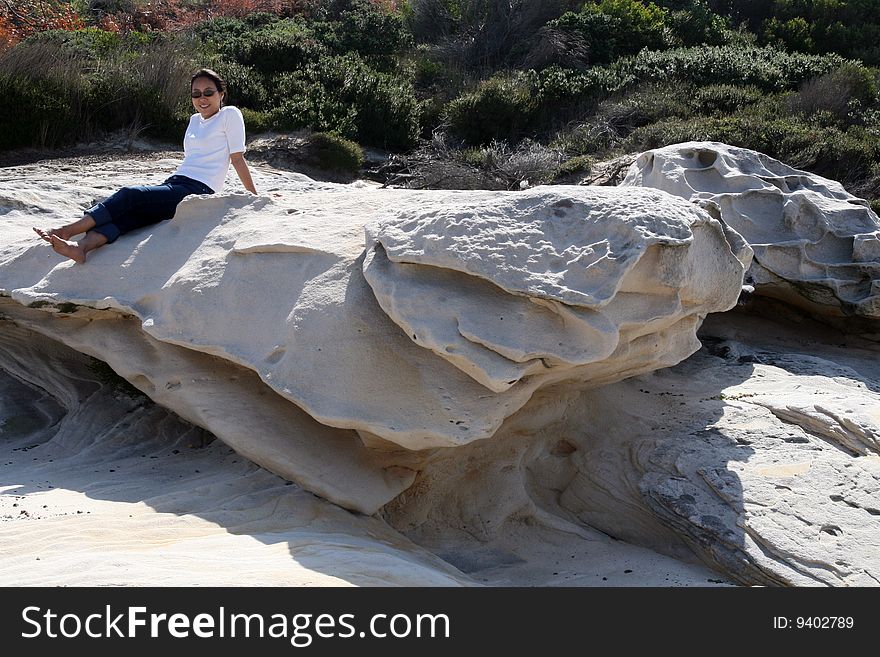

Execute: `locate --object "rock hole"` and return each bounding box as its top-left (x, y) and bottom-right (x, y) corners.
top-left (696, 150), bottom-right (717, 167)
top-left (550, 440), bottom-right (577, 456)
top-left (264, 347), bottom-right (286, 364)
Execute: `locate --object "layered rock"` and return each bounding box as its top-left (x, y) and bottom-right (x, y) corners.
top-left (0, 320), bottom-right (472, 586)
top-left (622, 141), bottom-right (880, 319)
top-left (387, 309), bottom-right (880, 586)
top-left (1, 159), bottom-right (747, 511)
top-left (2, 150), bottom-right (879, 587)
top-left (364, 185), bottom-right (750, 395)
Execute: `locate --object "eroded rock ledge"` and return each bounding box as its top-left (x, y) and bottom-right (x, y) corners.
top-left (1, 160), bottom-right (747, 512)
top-left (623, 141), bottom-right (880, 319)
top-left (2, 148), bottom-right (879, 586)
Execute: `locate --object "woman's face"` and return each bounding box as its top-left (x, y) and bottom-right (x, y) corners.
top-left (191, 76), bottom-right (223, 120)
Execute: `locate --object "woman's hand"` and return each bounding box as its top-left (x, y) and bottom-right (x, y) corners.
top-left (230, 152), bottom-right (257, 194)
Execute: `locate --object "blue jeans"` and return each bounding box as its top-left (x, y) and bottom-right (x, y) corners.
top-left (86, 175), bottom-right (214, 243)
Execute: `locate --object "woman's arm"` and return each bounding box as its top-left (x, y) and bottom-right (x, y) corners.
top-left (230, 152), bottom-right (257, 194)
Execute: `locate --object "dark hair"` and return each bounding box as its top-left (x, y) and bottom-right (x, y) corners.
top-left (191, 68), bottom-right (226, 106)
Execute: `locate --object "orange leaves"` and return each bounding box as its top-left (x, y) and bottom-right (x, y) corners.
top-left (0, 0), bottom-right (86, 47)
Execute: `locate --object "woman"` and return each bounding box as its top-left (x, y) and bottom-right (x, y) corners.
top-left (34, 68), bottom-right (257, 263)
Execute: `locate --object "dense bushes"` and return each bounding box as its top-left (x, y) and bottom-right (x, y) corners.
top-left (445, 72), bottom-right (539, 145)
top-left (545, 0), bottom-right (670, 65)
top-left (184, 7), bottom-right (420, 148)
top-left (614, 45), bottom-right (848, 92)
top-left (758, 0), bottom-right (880, 65)
top-left (0, 2), bottom-right (418, 150)
top-left (301, 131), bottom-right (365, 174)
top-left (405, 0), bottom-right (577, 72)
top-left (0, 37), bottom-right (192, 148)
top-left (268, 54), bottom-right (420, 150)
top-left (1, 0), bottom-right (880, 208)
top-left (444, 45), bottom-right (853, 146)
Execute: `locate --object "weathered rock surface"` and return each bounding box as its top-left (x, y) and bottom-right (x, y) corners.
top-left (622, 141), bottom-right (880, 319)
top-left (365, 185), bottom-right (749, 393)
top-left (3, 146), bottom-right (877, 588)
top-left (0, 317), bottom-right (725, 586)
top-left (0, 321), bottom-right (472, 586)
top-left (387, 308), bottom-right (880, 586)
top-left (1, 161), bottom-right (747, 474)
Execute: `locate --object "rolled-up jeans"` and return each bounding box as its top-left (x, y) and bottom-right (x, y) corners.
top-left (86, 174), bottom-right (214, 243)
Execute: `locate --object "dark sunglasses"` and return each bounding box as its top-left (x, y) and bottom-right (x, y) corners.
top-left (191, 88), bottom-right (218, 98)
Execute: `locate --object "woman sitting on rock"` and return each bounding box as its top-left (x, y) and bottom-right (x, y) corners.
top-left (34, 68), bottom-right (257, 263)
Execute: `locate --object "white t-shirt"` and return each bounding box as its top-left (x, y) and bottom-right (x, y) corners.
top-left (174, 106), bottom-right (246, 193)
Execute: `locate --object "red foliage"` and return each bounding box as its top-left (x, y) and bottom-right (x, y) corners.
top-left (0, 0), bottom-right (404, 48)
top-left (101, 1), bottom-right (309, 33)
top-left (0, 0), bottom-right (86, 47)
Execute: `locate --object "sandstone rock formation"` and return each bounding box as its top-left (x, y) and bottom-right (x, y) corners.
top-left (622, 141), bottom-right (880, 319)
top-left (0, 320), bottom-right (472, 586)
top-left (2, 146), bottom-right (878, 587)
top-left (0, 160), bottom-right (748, 508)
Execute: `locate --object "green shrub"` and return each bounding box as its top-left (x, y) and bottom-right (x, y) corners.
top-left (549, 120), bottom-right (618, 156)
top-left (761, 16), bottom-right (814, 54)
top-left (546, 11), bottom-right (626, 65)
top-left (0, 73), bottom-right (80, 148)
top-left (232, 20), bottom-right (328, 76)
top-left (547, 0), bottom-right (669, 65)
top-left (556, 154), bottom-right (594, 176)
top-left (328, 0), bottom-right (413, 69)
top-left (302, 131), bottom-right (365, 174)
top-left (417, 95), bottom-right (445, 138)
top-left (546, 0), bottom-right (731, 65)
top-left (25, 28), bottom-right (125, 60)
top-left (446, 71), bottom-right (540, 145)
top-left (411, 46), bottom-right (454, 91)
top-left (664, 1), bottom-right (731, 47)
top-left (530, 64), bottom-right (634, 132)
top-left (84, 43), bottom-right (194, 142)
top-left (536, 64), bottom-right (633, 107)
top-left (213, 60), bottom-right (268, 111)
top-left (596, 81), bottom-right (697, 128)
top-left (189, 13), bottom-right (281, 58)
top-left (786, 64), bottom-right (880, 125)
top-left (548, 80), bottom-right (698, 157)
top-left (0, 41), bottom-right (91, 149)
top-left (267, 54), bottom-right (420, 151)
top-left (615, 45), bottom-right (849, 92)
top-left (447, 138), bottom-right (563, 187)
top-left (240, 107), bottom-right (271, 134)
top-left (404, 0), bottom-right (576, 73)
top-left (693, 84), bottom-right (764, 114)
top-left (0, 34), bottom-right (197, 148)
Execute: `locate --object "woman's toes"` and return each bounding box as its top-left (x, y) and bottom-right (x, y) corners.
top-left (48, 235), bottom-right (86, 264)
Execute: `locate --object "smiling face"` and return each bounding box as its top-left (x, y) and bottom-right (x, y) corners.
top-left (191, 76), bottom-right (224, 120)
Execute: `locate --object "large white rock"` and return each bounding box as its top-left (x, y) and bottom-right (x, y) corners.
top-left (0, 317), bottom-right (725, 587)
top-left (387, 309), bottom-right (880, 586)
top-left (2, 152), bottom-right (878, 587)
top-left (0, 323), bottom-right (472, 586)
top-left (622, 141), bottom-right (880, 319)
top-left (365, 185), bottom-right (750, 392)
top-left (0, 162), bottom-right (748, 452)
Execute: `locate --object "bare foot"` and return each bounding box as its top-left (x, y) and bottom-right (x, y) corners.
top-left (33, 227), bottom-right (55, 243)
top-left (33, 227), bottom-right (73, 243)
top-left (48, 234), bottom-right (86, 264)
